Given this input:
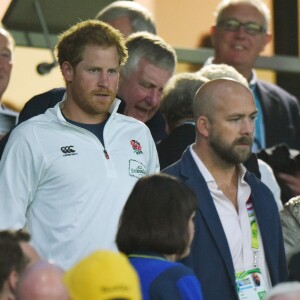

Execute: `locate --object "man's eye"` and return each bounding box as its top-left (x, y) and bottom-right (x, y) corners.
top-left (230, 118), bottom-right (241, 122)
top-left (245, 23), bottom-right (262, 34)
top-left (0, 51), bottom-right (11, 59)
top-left (225, 20), bottom-right (240, 30)
top-left (218, 19), bottom-right (265, 35)
top-left (140, 82), bottom-right (151, 89)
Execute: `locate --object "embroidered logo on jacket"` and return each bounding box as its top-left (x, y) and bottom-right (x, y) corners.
top-left (130, 140), bottom-right (143, 155)
top-left (61, 146), bottom-right (78, 157)
top-left (129, 160), bottom-right (146, 178)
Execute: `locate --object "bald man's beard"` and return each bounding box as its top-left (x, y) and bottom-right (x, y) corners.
top-left (209, 134), bottom-right (253, 165)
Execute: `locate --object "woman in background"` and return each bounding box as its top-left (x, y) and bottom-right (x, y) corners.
top-left (116, 173), bottom-right (204, 300)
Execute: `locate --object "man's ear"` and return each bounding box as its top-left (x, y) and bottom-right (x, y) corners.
top-left (260, 32), bottom-right (272, 52)
top-left (210, 25), bottom-right (217, 48)
top-left (61, 61), bottom-right (74, 82)
top-left (7, 270), bottom-right (18, 293)
top-left (196, 116), bottom-right (210, 138)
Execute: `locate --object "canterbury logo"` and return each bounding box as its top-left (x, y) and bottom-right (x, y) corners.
top-left (61, 146), bottom-right (76, 154)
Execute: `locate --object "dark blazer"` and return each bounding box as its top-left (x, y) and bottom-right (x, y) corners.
top-left (156, 124), bottom-right (196, 170)
top-left (162, 149), bottom-right (288, 300)
top-left (257, 80), bottom-right (300, 150)
top-left (18, 88), bottom-right (66, 124)
top-left (288, 251), bottom-right (300, 281)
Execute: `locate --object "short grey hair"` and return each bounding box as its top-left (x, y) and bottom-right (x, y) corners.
top-left (265, 282), bottom-right (300, 300)
top-left (214, 0), bottom-right (271, 31)
top-left (96, 1), bottom-right (156, 34)
top-left (121, 31), bottom-right (177, 79)
top-left (0, 26), bottom-right (15, 50)
top-left (198, 63), bottom-right (249, 87)
top-left (160, 72), bottom-right (208, 130)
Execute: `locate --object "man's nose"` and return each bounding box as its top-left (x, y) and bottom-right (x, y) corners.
top-left (241, 118), bottom-right (255, 135)
top-left (234, 26), bottom-right (247, 38)
top-left (146, 89), bottom-right (161, 107)
top-left (98, 72), bottom-right (109, 87)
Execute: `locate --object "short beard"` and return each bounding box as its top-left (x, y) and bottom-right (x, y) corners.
top-left (209, 135), bottom-right (252, 165)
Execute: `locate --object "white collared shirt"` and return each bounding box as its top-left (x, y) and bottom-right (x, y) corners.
top-left (190, 145), bottom-right (272, 291)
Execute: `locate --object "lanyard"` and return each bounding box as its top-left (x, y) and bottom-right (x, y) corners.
top-left (246, 198), bottom-right (259, 267)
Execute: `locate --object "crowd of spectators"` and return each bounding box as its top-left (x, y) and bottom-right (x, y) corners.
top-left (1, 1), bottom-right (300, 299)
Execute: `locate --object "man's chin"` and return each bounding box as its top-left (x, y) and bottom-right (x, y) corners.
top-left (239, 149), bottom-right (252, 163)
top-left (130, 110), bottom-right (151, 123)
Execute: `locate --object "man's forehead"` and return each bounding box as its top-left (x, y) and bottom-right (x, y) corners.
top-left (137, 59), bottom-right (173, 86)
top-left (106, 15), bottom-right (133, 37)
top-left (220, 3), bottom-right (265, 22)
top-left (81, 44), bottom-right (119, 58)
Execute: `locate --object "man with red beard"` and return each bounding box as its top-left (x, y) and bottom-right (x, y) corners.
top-left (4, 32), bottom-right (175, 145)
top-left (163, 78), bottom-right (287, 300)
top-left (0, 20), bottom-right (159, 270)
top-left (0, 2), bottom-right (174, 152)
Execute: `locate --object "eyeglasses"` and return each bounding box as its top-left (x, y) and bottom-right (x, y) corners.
top-left (217, 19), bottom-right (266, 35)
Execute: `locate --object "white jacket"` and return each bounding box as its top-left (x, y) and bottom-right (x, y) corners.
top-left (0, 99), bottom-right (159, 269)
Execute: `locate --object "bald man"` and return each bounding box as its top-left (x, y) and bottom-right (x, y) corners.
top-left (163, 78), bottom-right (287, 300)
top-left (16, 261), bottom-right (69, 300)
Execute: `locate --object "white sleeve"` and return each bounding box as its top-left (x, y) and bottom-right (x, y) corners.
top-left (0, 126), bottom-right (43, 229)
top-left (258, 159), bottom-right (283, 211)
top-left (146, 129), bottom-right (160, 174)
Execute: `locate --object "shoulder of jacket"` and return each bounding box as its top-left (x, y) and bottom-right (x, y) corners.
top-left (257, 80), bottom-right (298, 100)
top-left (282, 197), bottom-right (300, 220)
top-left (115, 113), bottom-right (145, 125)
top-left (284, 197), bottom-right (300, 208)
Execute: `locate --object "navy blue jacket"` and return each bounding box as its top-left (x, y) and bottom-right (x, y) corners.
top-left (163, 148), bottom-right (288, 300)
top-left (256, 80), bottom-right (300, 150)
top-left (129, 254), bottom-right (204, 300)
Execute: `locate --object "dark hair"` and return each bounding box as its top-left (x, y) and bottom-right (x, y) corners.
top-left (55, 19), bottom-right (128, 68)
top-left (116, 174), bottom-right (197, 256)
top-left (0, 230), bottom-right (28, 292)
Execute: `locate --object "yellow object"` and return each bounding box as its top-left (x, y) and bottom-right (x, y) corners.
top-left (64, 250), bottom-right (141, 300)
